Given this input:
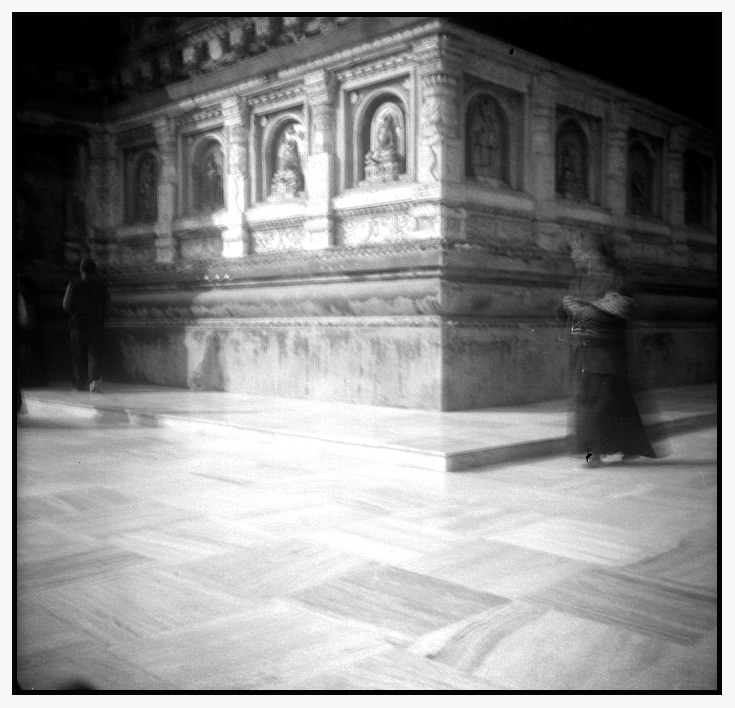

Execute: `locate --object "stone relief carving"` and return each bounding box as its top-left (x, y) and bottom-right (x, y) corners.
top-left (364, 103), bottom-right (404, 182)
top-left (684, 154), bottom-right (709, 226)
top-left (338, 211), bottom-right (411, 247)
top-left (628, 143), bottom-right (654, 216)
top-left (270, 122), bottom-right (306, 197)
top-left (556, 123), bottom-right (588, 201)
top-left (466, 95), bottom-right (503, 182)
top-left (252, 224), bottom-right (308, 253)
top-left (135, 154), bottom-right (158, 222)
top-left (178, 232), bottom-right (223, 260)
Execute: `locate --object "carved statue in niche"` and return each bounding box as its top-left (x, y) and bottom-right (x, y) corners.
top-left (270, 123), bottom-right (305, 197)
top-left (200, 150), bottom-right (224, 210)
top-left (556, 129), bottom-right (588, 201)
top-left (628, 146), bottom-right (653, 216)
top-left (364, 104), bottom-right (403, 182)
top-left (136, 155), bottom-right (157, 222)
top-left (468, 96), bottom-right (502, 181)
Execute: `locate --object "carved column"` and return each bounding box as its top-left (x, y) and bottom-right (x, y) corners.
top-left (86, 131), bottom-right (107, 262)
top-left (667, 124), bottom-right (689, 227)
top-left (304, 70), bottom-right (337, 248)
top-left (222, 96), bottom-right (250, 257)
top-left (605, 101), bottom-right (630, 219)
top-left (86, 130), bottom-right (120, 266)
top-left (154, 116), bottom-right (178, 263)
top-left (529, 72), bottom-right (558, 212)
top-left (415, 36), bottom-right (461, 187)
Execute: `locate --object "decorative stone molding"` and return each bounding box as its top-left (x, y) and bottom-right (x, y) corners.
top-left (248, 83), bottom-right (304, 110)
top-left (176, 104), bottom-right (224, 128)
top-left (605, 101), bottom-right (630, 216)
top-left (176, 228), bottom-right (224, 261)
top-left (336, 53), bottom-right (412, 88)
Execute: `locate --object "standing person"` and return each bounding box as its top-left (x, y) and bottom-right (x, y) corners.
top-left (63, 256), bottom-right (108, 393)
top-left (562, 236), bottom-right (655, 467)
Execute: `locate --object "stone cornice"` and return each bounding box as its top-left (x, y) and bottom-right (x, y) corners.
top-left (176, 104), bottom-right (224, 128)
top-left (247, 83), bottom-right (305, 112)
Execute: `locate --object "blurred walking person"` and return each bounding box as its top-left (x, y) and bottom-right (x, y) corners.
top-left (63, 256), bottom-right (108, 393)
top-left (562, 235), bottom-right (655, 467)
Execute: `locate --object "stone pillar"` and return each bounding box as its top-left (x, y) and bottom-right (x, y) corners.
top-left (222, 96), bottom-right (250, 257)
top-left (667, 124), bottom-right (689, 227)
top-left (154, 116), bottom-right (178, 263)
top-left (415, 36), bottom-right (462, 187)
top-left (86, 130), bottom-right (119, 265)
top-left (605, 101), bottom-right (630, 219)
top-left (304, 70), bottom-right (337, 248)
top-left (529, 72), bottom-right (558, 212)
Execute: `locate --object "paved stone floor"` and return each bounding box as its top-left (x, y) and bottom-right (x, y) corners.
top-left (15, 405), bottom-right (719, 691)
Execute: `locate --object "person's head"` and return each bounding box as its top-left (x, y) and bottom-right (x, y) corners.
top-left (569, 234), bottom-right (613, 273)
top-left (80, 256), bottom-right (96, 277)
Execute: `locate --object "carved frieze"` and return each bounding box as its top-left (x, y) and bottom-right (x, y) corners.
top-left (336, 205), bottom-right (413, 247)
top-left (251, 219), bottom-right (308, 253)
top-left (176, 228), bottom-right (224, 260)
top-left (176, 105), bottom-right (223, 128)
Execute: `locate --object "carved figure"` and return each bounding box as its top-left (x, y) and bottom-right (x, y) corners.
top-left (271, 124), bottom-right (305, 196)
top-left (560, 141), bottom-right (583, 200)
top-left (202, 152), bottom-right (224, 209)
top-left (136, 157), bottom-right (157, 221)
top-left (469, 97), bottom-right (499, 180)
top-left (630, 169), bottom-right (649, 214)
top-left (364, 109), bottom-right (402, 182)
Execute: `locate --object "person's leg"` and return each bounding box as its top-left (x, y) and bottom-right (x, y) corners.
top-left (69, 329), bottom-right (87, 390)
top-left (87, 328), bottom-right (103, 392)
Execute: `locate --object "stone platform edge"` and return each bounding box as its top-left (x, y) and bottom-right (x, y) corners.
top-left (20, 396), bottom-right (718, 473)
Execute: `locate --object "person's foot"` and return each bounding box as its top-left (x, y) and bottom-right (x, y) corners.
top-left (89, 379), bottom-right (103, 393)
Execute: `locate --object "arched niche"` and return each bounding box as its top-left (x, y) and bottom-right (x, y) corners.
top-left (684, 153), bottom-right (709, 227)
top-left (134, 151), bottom-right (158, 222)
top-left (464, 92), bottom-right (509, 185)
top-left (264, 116), bottom-right (306, 199)
top-left (190, 136), bottom-right (225, 213)
top-left (555, 118), bottom-right (589, 201)
top-left (354, 92), bottom-right (407, 184)
top-left (627, 139), bottom-right (657, 217)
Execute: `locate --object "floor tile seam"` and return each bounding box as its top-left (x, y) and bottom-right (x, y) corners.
top-left (587, 567), bottom-right (719, 604)
top-left (520, 595), bottom-right (710, 646)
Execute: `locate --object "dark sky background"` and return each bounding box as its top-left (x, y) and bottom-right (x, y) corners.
top-left (446, 13), bottom-right (721, 130)
top-left (16, 13), bottom-right (721, 130)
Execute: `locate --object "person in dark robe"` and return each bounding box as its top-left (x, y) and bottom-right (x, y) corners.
top-left (563, 236), bottom-right (656, 466)
top-left (63, 256), bottom-right (109, 393)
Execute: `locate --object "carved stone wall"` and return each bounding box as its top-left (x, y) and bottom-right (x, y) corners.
top-left (19, 17), bottom-right (718, 409)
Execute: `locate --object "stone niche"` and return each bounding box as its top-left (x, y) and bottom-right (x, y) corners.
top-left (462, 78), bottom-right (525, 191)
top-left (555, 107), bottom-right (602, 204)
top-left (626, 129), bottom-right (664, 219)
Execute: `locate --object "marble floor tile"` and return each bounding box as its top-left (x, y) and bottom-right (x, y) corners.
top-left (15, 520), bottom-right (97, 565)
top-left (29, 565), bottom-right (250, 645)
top-left (284, 647), bottom-right (505, 691)
top-left (527, 567), bottom-right (717, 645)
top-left (462, 607), bottom-right (706, 691)
top-left (306, 515), bottom-right (463, 566)
top-left (408, 601), bottom-right (548, 673)
top-left (484, 517), bottom-right (661, 566)
top-left (17, 643), bottom-right (178, 691)
top-left (291, 561), bottom-right (509, 641)
top-left (17, 545), bottom-right (153, 596)
top-left (622, 526), bottom-right (718, 591)
top-left (16, 598), bottom-right (98, 656)
top-left (402, 538), bottom-right (593, 598)
top-left (108, 600), bottom-right (389, 690)
top-left (109, 518), bottom-right (268, 564)
top-left (170, 538), bottom-right (371, 600)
